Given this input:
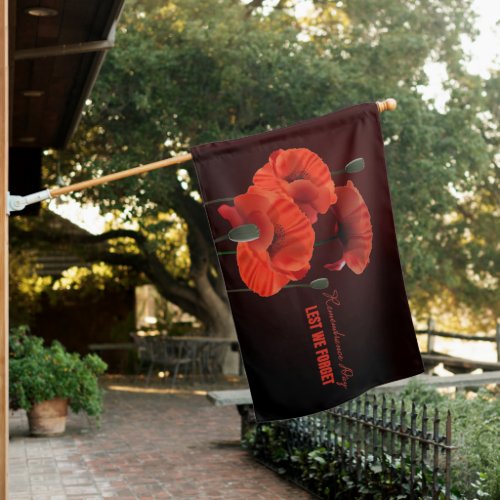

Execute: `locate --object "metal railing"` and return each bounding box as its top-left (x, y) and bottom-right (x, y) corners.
top-left (251, 394), bottom-right (453, 499)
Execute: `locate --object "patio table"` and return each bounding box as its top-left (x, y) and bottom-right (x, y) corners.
top-left (166, 336), bottom-right (239, 379)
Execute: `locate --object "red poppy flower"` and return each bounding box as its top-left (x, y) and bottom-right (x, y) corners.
top-left (253, 148), bottom-right (337, 223)
top-left (218, 187), bottom-right (315, 297)
top-left (324, 181), bottom-right (372, 275)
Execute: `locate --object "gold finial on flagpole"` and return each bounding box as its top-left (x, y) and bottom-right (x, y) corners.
top-left (376, 98), bottom-right (397, 113)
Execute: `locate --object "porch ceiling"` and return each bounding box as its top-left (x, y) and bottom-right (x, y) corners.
top-left (9, 0), bottom-right (124, 149)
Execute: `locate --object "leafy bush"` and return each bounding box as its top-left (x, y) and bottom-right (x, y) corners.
top-left (244, 383), bottom-right (499, 498)
top-left (401, 382), bottom-right (499, 499)
top-left (245, 423), bottom-right (441, 499)
top-left (9, 326), bottom-right (108, 417)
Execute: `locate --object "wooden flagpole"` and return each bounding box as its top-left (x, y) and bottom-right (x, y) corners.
top-left (49, 99), bottom-right (397, 199)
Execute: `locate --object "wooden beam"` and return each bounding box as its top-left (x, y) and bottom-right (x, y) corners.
top-left (377, 371), bottom-right (500, 392)
top-left (207, 370), bottom-right (500, 407)
top-left (14, 39), bottom-right (115, 60)
top-left (421, 353), bottom-right (500, 372)
top-left (0, 0), bottom-right (9, 496)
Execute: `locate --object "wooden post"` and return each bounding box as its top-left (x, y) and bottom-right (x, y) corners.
top-left (496, 322), bottom-right (500, 363)
top-left (426, 317), bottom-right (435, 353)
top-left (0, 0), bottom-right (9, 496)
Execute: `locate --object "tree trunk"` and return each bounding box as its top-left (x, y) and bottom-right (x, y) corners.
top-left (193, 273), bottom-right (234, 336)
top-left (193, 273), bottom-right (240, 375)
top-left (10, 216), bottom-right (243, 373)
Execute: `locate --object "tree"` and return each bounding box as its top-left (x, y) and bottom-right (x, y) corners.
top-left (36, 0), bottom-right (497, 333)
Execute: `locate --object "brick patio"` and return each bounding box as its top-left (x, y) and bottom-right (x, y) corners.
top-left (8, 379), bottom-right (311, 499)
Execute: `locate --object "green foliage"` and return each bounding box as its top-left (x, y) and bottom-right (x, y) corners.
top-left (400, 381), bottom-right (499, 497)
top-left (444, 391), bottom-right (499, 499)
top-left (44, 0), bottom-right (499, 328)
top-left (244, 384), bottom-right (499, 498)
top-left (400, 378), bottom-right (445, 406)
top-left (8, 249), bottom-right (52, 326)
top-left (246, 423), bottom-right (445, 498)
top-left (9, 326), bottom-right (108, 417)
top-left (9, 213), bottom-right (139, 330)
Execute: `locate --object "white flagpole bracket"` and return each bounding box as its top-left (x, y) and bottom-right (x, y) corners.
top-left (7, 189), bottom-right (52, 215)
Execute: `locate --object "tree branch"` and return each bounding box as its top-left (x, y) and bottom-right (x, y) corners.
top-left (86, 249), bottom-right (212, 325)
top-left (89, 251), bottom-right (147, 269)
top-left (91, 229), bottom-right (147, 245)
top-left (169, 183), bottom-right (217, 278)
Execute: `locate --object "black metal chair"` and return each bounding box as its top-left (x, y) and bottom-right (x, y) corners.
top-left (130, 333), bottom-right (192, 386)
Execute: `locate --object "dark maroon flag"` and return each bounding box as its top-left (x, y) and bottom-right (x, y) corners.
top-left (191, 103), bottom-right (423, 422)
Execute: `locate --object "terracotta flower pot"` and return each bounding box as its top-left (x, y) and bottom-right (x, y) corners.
top-left (27, 397), bottom-right (68, 436)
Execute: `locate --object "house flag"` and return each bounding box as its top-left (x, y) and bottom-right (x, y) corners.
top-left (191, 103), bottom-right (424, 422)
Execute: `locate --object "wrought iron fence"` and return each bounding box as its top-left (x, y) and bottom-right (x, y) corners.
top-left (249, 393), bottom-right (453, 499)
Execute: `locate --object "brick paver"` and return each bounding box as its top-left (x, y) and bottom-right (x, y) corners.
top-left (9, 381), bottom-right (311, 499)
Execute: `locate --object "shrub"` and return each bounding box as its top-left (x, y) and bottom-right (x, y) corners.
top-left (9, 326), bottom-right (108, 418)
top-left (401, 382), bottom-right (499, 499)
top-left (244, 383), bottom-right (499, 498)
